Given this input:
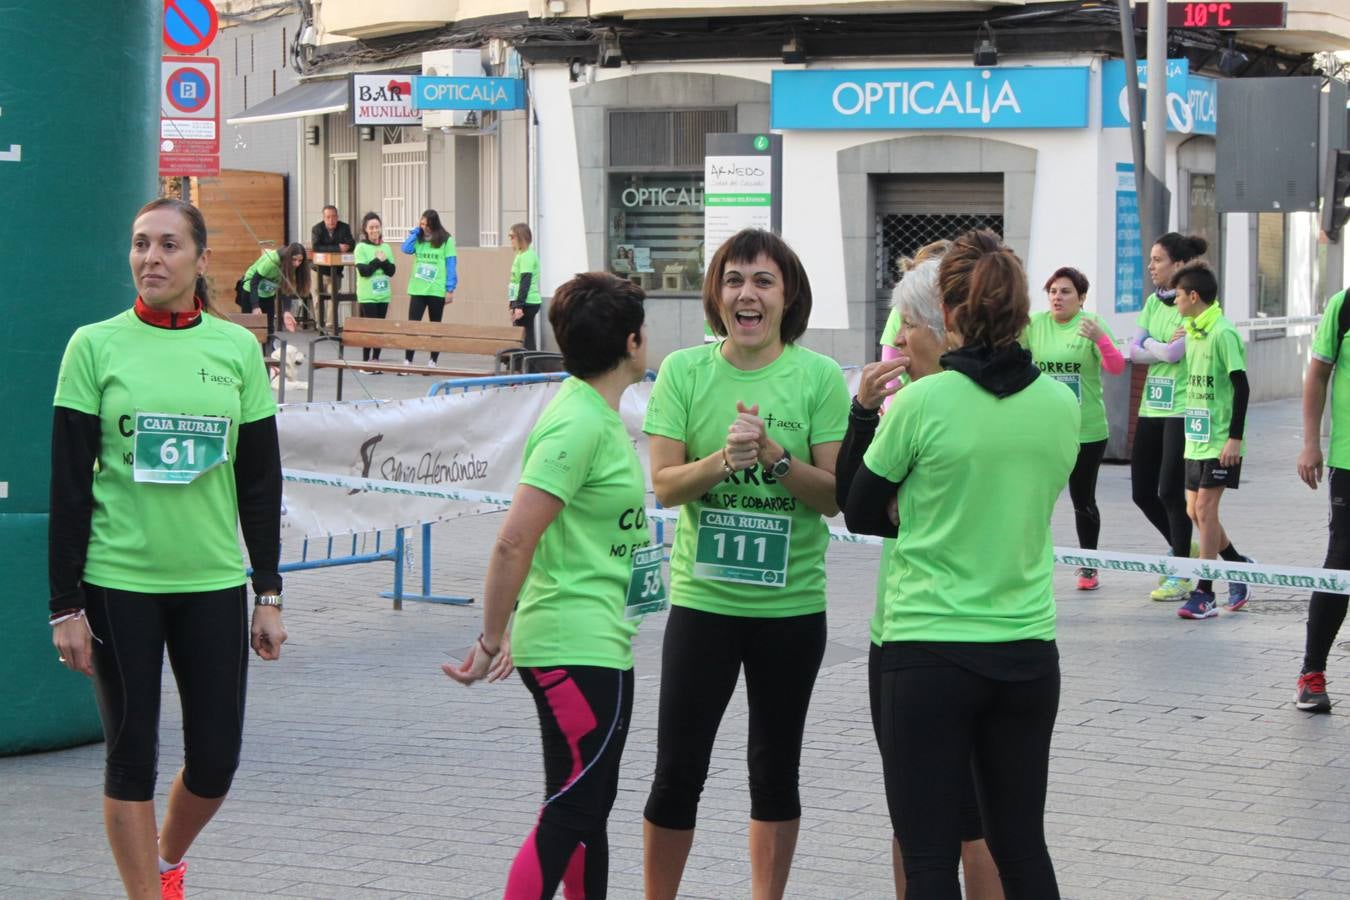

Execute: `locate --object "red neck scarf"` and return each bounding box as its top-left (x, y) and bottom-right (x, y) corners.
top-left (134, 295), bottom-right (204, 329)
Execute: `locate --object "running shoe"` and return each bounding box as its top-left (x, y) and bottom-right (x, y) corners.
top-left (1076, 568), bottom-right (1100, 591)
top-left (160, 861), bottom-right (186, 900)
top-left (427, 359), bottom-right (438, 368)
top-left (1225, 556), bottom-right (1254, 611)
top-left (1177, 590), bottom-right (1217, 619)
top-left (1151, 576), bottom-right (1193, 602)
top-left (1295, 671), bottom-right (1332, 713)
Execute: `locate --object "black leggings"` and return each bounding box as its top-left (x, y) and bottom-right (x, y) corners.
top-left (644, 605), bottom-right (826, 830)
top-left (83, 584), bottom-right (249, 802)
top-left (255, 296), bottom-right (292, 354)
top-left (506, 666), bottom-right (633, 900)
top-left (405, 294), bottom-right (446, 362)
top-left (357, 301), bottom-right (389, 361)
top-left (1130, 416), bottom-right (1192, 558)
top-left (1305, 468), bottom-right (1350, 673)
top-left (518, 303), bottom-right (540, 351)
top-left (1069, 439), bottom-right (1107, 552)
top-left (868, 644), bottom-right (984, 843)
top-left (880, 659), bottom-right (1060, 899)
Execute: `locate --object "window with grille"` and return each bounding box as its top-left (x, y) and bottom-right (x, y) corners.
top-left (873, 174), bottom-right (1003, 350)
top-left (381, 142), bottom-right (428, 242)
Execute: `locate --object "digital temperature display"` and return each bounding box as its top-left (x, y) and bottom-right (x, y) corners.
top-left (1134, 2), bottom-right (1287, 29)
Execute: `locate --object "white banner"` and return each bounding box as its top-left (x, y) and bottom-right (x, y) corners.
top-left (277, 381), bottom-right (654, 538)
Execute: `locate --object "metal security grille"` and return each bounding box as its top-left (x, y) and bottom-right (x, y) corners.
top-left (479, 112), bottom-right (501, 246)
top-left (873, 174), bottom-right (1003, 348)
top-left (381, 143), bottom-right (428, 242)
top-left (609, 108), bottom-right (734, 168)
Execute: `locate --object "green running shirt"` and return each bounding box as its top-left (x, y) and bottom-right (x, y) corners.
top-left (1136, 292), bottom-right (1189, 418)
top-left (512, 377), bottom-right (649, 669)
top-left (863, 370), bottom-right (1079, 643)
top-left (53, 310), bottom-right (277, 593)
top-left (354, 242), bottom-right (393, 303)
top-left (1313, 290), bottom-right (1350, 469)
top-left (242, 249), bottom-right (283, 299)
top-left (510, 247), bottom-right (542, 306)
top-left (1024, 311), bottom-right (1116, 443)
top-left (644, 342), bottom-right (849, 618)
top-left (1181, 312), bottom-right (1246, 461)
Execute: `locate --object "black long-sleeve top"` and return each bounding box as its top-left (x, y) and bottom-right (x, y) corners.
top-left (837, 403), bottom-right (902, 540)
top-left (49, 410), bottom-right (283, 613)
top-left (355, 254), bottom-right (396, 279)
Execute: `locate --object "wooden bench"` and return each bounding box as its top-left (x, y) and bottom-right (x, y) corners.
top-left (226, 311), bottom-right (268, 344)
top-left (308, 318), bottom-right (523, 401)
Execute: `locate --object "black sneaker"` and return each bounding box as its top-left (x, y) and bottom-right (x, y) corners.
top-left (1296, 671), bottom-right (1332, 713)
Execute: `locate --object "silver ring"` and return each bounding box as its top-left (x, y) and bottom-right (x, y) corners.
top-left (58, 656), bottom-right (67, 663)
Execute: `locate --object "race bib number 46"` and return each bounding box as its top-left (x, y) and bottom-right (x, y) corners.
top-left (1145, 375), bottom-right (1175, 410)
top-left (625, 544), bottom-right (668, 620)
top-left (133, 413), bottom-right (230, 484)
top-left (1184, 407), bottom-right (1211, 443)
top-left (693, 509), bottom-right (791, 588)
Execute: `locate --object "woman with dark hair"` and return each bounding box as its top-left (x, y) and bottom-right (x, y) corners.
top-left (50, 198), bottom-right (286, 900)
top-left (1026, 266), bottom-right (1124, 591)
top-left (641, 228), bottom-right (849, 900)
top-left (400, 208), bottom-right (457, 367)
top-left (445, 272), bottom-right (655, 899)
top-left (354, 211), bottom-right (395, 364)
top-left (241, 241), bottom-right (311, 352)
top-left (1130, 232), bottom-right (1208, 602)
top-left (844, 230), bottom-right (1078, 899)
top-left (508, 222), bottom-right (543, 350)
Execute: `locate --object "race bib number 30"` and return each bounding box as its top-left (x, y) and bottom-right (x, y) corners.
top-left (133, 413), bottom-right (230, 484)
top-left (1145, 376), bottom-right (1175, 410)
top-left (693, 509), bottom-right (791, 588)
top-left (1184, 407), bottom-right (1211, 443)
top-left (415, 263), bottom-right (437, 282)
top-left (1050, 373), bottom-right (1082, 403)
top-left (625, 545), bottom-right (668, 620)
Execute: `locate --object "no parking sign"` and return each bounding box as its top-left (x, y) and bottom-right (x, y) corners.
top-left (159, 55), bottom-right (219, 176)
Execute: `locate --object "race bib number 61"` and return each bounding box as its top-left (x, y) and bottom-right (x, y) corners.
top-left (133, 413), bottom-right (230, 484)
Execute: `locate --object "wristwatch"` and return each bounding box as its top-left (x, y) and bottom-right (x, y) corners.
top-left (254, 593), bottom-right (284, 610)
top-left (768, 449), bottom-right (792, 479)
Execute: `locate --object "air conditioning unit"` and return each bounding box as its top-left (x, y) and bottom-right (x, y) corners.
top-left (421, 48), bottom-right (486, 130)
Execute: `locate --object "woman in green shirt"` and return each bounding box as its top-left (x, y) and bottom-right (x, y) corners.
top-left (241, 242), bottom-right (310, 353)
top-left (353, 212), bottom-right (395, 364)
top-left (399, 209), bottom-right (457, 366)
top-left (445, 273), bottom-right (653, 899)
top-left (642, 228), bottom-right (849, 900)
top-left (844, 230), bottom-right (1079, 898)
top-left (508, 222), bottom-right (543, 350)
top-left (1129, 233), bottom-right (1208, 602)
top-left (1025, 267), bottom-right (1125, 591)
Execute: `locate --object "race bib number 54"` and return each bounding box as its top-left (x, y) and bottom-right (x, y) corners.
top-left (693, 509), bottom-right (791, 587)
top-left (133, 413), bottom-right (230, 484)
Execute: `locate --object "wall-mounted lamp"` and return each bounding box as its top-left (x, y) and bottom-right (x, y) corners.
top-left (305, 125), bottom-right (321, 145)
top-left (358, 125), bottom-right (375, 141)
top-left (599, 34), bottom-right (622, 69)
top-left (973, 23), bottom-right (998, 67)
top-left (781, 38), bottom-right (806, 65)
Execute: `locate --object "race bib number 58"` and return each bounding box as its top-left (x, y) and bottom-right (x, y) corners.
top-left (133, 413), bottom-right (230, 484)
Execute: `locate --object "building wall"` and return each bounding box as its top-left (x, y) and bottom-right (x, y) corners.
top-left (218, 15), bottom-right (302, 241)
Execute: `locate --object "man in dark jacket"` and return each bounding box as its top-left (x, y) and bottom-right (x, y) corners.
top-left (311, 205), bottom-right (355, 330)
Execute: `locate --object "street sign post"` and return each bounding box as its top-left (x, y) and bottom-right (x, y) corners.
top-left (159, 55), bottom-right (219, 177)
top-left (163, 0), bottom-right (219, 54)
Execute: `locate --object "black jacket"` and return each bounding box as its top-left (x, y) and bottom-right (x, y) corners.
top-left (311, 220), bottom-right (355, 253)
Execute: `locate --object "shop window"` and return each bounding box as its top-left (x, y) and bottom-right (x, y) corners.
top-left (1187, 173), bottom-right (1220, 274)
top-left (608, 173), bottom-right (705, 296)
top-left (1255, 212), bottom-right (1285, 318)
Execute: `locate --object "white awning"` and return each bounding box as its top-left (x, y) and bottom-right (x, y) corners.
top-left (226, 80), bottom-right (348, 125)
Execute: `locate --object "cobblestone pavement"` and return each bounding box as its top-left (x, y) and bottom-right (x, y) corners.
top-left (4, 359), bottom-right (1347, 898)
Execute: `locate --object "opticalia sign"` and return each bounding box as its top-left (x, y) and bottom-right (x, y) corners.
top-left (1100, 59), bottom-right (1217, 136)
top-left (771, 67), bottom-right (1090, 130)
top-left (411, 76), bottom-right (526, 111)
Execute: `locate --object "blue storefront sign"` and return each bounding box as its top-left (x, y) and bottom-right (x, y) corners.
top-left (1114, 163), bottom-right (1146, 314)
top-left (770, 67), bottom-right (1090, 130)
top-left (411, 76), bottom-right (526, 111)
top-left (1101, 59), bottom-right (1217, 136)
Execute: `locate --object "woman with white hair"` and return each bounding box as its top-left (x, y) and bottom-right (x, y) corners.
top-left (835, 256), bottom-right (1003, 900)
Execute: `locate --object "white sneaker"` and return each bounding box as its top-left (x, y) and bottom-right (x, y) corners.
top-left (427, 359), bottom-right (438, 368)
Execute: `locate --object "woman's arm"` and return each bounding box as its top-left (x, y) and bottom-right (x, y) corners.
top-left (49, 407), bottom-right (100, 676)
top-left (834, 406), bottom-right (880, 511)
top-left (649, 434), bottom-right (735, 508)
top-left (768, 440), bottom-right (841, 518)
top-left (400, 229), bottom-right (420, 254)
top-left (444, 484), bottom-right (563, 684)
top-left (1096, 334), bottom-right (1126, 375)
top-left (843, 464), bottom-right (902, 538)
top-left (445, 254), bottom-right (458, 294)
top-left (234, 416), bottom-right (282, 596)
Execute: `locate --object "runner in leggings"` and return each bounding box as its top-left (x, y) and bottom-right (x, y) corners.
top-left (400, 208), bottom-right (457, 367)
top-left (1026, 267), bottom-right (1124, 591)
top-left (837, 257), bottom-right (1003, 900)
top-left (49, 198), bottom-right (286, 900)
top-left (844, 230), bottom-right (1078, 899)
top-left (642, 228), bottom-right (849, 900)
top-left (353, 211), bottom-right (395, 364)
top-left (445, 272), bottom-right (656, 899)
top-left (1295, 285), bottom-right (1350, 711)
top-left (1130, 233), bottom-right (1207, 602)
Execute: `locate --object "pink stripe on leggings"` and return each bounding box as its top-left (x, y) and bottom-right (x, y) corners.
top-left (535, 668), bottom-right (599, 788)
